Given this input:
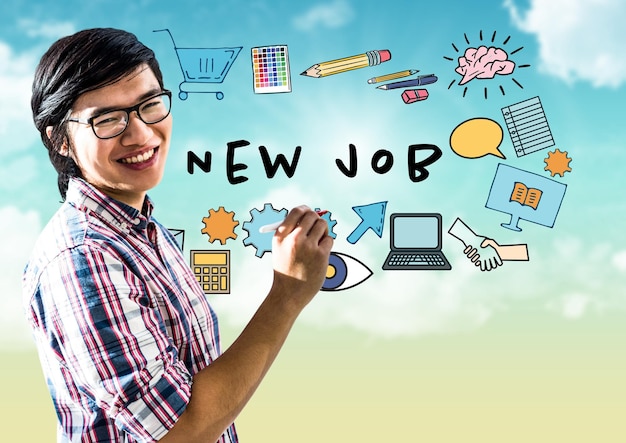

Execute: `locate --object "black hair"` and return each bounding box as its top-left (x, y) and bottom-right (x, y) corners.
top-left (31, 28), bottom-right (164, 200)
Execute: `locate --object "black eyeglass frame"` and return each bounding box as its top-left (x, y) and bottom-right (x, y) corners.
top-left (67, 90), bottom-right (172, 140)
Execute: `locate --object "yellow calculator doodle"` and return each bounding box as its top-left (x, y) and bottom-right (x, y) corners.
top-left (190, 250), bottom-right (231, 294)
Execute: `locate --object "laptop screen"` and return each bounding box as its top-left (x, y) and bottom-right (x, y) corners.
top-left (391, 214), bottom-right (441, 250)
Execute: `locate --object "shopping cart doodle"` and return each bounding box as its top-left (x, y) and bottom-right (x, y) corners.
top-left (154, 29), bottom-right (242, 101)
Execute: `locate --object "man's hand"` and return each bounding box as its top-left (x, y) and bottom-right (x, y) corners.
top-left (271, 206), bottom-right (334, 308)
top-left (159, 206), bottom-right (333, 443)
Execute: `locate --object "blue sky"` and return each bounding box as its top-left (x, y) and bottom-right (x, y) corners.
top-left (1, 0), bottom-right (625, 347)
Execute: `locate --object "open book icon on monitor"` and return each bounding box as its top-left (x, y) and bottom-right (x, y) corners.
top-left (486, 163), bottom-right (567, 232)
top-left (511, 182), bottom-right (542, 209)
top-left (382, 213), bottom-right (451, 270)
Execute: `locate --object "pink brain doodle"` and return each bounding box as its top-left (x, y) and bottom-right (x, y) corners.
top-left (455, 46), bottom-right (515, 85)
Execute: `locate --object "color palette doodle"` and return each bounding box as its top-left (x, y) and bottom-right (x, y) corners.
top-left (251, 45), bottom-right (292, 93)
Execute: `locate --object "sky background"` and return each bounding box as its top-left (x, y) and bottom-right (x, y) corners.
top-left (1, 0), bottom-right (625, 441)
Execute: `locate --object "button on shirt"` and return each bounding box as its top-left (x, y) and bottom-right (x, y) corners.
top-left (22, 178), bottom-right (238, 443)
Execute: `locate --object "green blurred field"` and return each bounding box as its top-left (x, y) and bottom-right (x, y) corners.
top-left (0, 350), bottom-right (56, 441)
top-left (4, 313), bottom-right (626, 442)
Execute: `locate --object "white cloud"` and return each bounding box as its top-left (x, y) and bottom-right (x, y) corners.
top-left (0, 41), bottom-right (39, 153)
top-left (0, 20), bottom-right (76, 190)
top-left (504, 0), bottom-right (626, 88)
top-left (213, 217), bottom-right (626, 337)
top-left (612, 250), bottom-right (626, 272)
top-left (0, 20), bottom-right (76, 154)
top-left (546, 293), bottom-right (593, 319)
top-left (292, 0), bottom-right (354, 32)
top-left (0, 155), bottom-right (39, 191)
top-left (540, 237), bottom-right (626, 320)
top-left (216, 234), bottom-right (500, 338)
top-left (300, 244), bottom-right (498, 338)
top-left (0, 206), bottom-right (42, 349)
top-left (17, 19), bottom-right (75, 40)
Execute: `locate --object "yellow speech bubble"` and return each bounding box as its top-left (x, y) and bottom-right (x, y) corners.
top-left (450, 118), bottom-right (505, 159)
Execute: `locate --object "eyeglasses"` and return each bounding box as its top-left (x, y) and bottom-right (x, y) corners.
top-left (68, 90), bottom-right (172, 139)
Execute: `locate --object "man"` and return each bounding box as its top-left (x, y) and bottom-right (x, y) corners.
top-left (24, 27), bottom-right (333, 442)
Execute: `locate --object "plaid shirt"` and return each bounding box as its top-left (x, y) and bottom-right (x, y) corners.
top-left (23, 178), bottom-right (238, 443)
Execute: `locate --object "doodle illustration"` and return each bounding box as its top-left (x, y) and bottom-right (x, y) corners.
top-left (242, 203), bottom-right (288, 258)
top-left (167, 228), bottom-right (185, 251)
top-left (375, 74), bottom-right (438, 90)
top-left (373, 73), bottom-right (436, 104)
top-left (544, 149), bottom-right (573, 177)
top-left (510, 182), bottom-right (542, 209)
top-left (486, 163), bottom-right (567, 232)
top-left (401, 89), bottom-right (429, 104)
top-left (322, 252), bottom-right (373, 291)
top-left (315, 208), bottom-right (338, 239)
top-left (154, 28), bottom-right (242, 100)
top-left (346, 201), bottom-right (387, 244)
top-left (450, 117), bottom-right (505, 159)
top-left (190, 250), bottom-right (231, 294)
top-left (455, 46), bottom-right (515, 85)
top-left (501, 96), bottom-right (555, 157)
top-left (301, 49), bottom-right (391, 78)
top-left (251, 45), bottom-right (292, 94)
top-left (444, 30), bottom-right (529, 98)
top-left (382, 213), bottom-right (452, 271)
top-left (466, 239), bottom-right (529, 264)
top-left (200, 207), bottom-right (239, 245)
top-left (448, 218), bottom-right (528, 272)
top-left (367, 69), bottom-right (419, 84)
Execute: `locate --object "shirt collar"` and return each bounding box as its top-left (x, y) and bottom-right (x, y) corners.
top-left (66, 177), bottom-right (153, 233)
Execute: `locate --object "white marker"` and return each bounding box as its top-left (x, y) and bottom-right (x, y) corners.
top-left (258, 210), bottom-right (328, 233)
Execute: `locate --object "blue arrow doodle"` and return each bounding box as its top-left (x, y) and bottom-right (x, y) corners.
top-left (346, 201), bottom-right (388, 244)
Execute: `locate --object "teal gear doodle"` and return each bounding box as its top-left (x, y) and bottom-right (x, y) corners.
top-left (315, 208), bottom-right (338, 239)
top-left (242, 203), bottom-right (288, 258)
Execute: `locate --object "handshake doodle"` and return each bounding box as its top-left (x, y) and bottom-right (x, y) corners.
top-left (448, 218), bottom-right (529, 271)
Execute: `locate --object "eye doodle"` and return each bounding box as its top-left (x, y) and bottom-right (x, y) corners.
top-left (321, 252), bottom-right (373, 291)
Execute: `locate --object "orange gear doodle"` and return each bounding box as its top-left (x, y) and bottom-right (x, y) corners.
top-left (544, 148), bottom-right (572, 177)
top-left (201, 207), bottom-right (239, 245)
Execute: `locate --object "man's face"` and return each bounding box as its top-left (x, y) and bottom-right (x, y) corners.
top-left (66, 64), bottom-right (172, 209)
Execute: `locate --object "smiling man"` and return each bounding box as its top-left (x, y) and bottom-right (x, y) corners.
top-left (23, 28), bottom-right (333, 443)
top-left (64, 65), bottom-right (171, 210)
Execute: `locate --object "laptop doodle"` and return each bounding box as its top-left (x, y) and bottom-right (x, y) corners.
top-left (382, 213), bottom-right (451, 270)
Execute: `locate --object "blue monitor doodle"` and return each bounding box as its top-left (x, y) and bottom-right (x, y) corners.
top-left (486, 163), bottom-right (567, 232)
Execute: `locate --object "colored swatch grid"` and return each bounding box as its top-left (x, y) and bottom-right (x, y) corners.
top-left (190, 250), bottom-right (230, 294)
top-left (252, 45), bottom-right (291, 93)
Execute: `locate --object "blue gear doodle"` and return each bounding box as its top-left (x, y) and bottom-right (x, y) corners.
top-left (315, 208), bottom-right (338, 239)
top-left (242, 203), bottom-right (288, 258)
